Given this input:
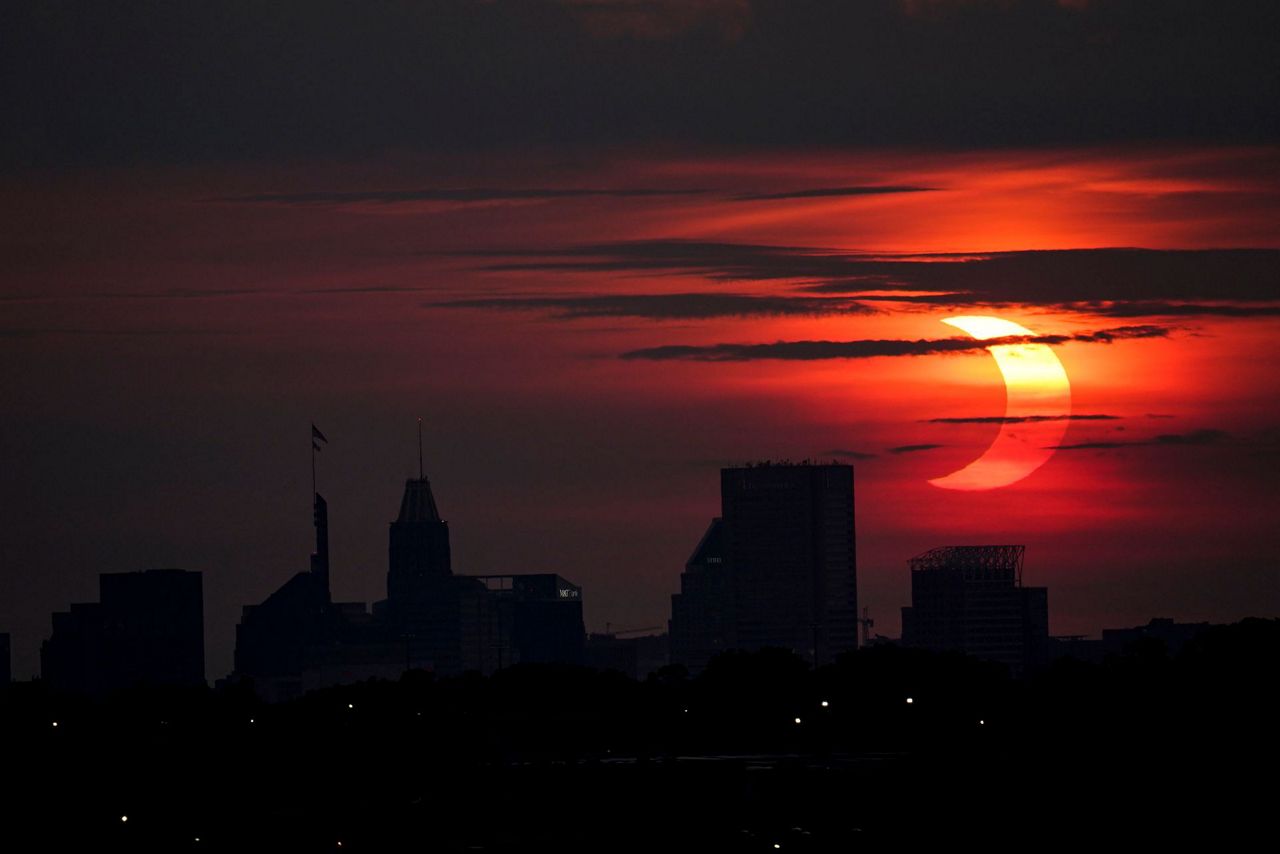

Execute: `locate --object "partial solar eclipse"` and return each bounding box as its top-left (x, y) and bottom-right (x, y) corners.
top-left (929, 316), bottom-right (1072, 491)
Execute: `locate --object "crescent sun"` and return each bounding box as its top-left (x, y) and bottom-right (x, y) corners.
top-left (929, 316), bottom-right (1072, 491)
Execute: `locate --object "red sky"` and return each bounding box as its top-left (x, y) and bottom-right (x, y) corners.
top-left (2, 144), bottom-right (1278, 678)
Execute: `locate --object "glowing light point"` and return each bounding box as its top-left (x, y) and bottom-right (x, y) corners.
top-left (979, 719), bottom-right (985, 725)
top-left (51, 721), bottom-right (58, 727)
top-left (794, 717), bottom-right (802, 724)
top-left (820, 701), bottom-right (829, 708)
top-left (906, 697), bottom-right (914, 704)
top-left (121, 816), bottom-right (128, 823)
top-left (348, 704), bottom-right (354, 709)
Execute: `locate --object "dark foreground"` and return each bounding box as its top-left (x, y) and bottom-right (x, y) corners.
top-left (5, 620), bottom-right (1276, 851)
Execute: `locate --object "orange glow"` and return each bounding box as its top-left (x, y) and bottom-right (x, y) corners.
top-left (4, 146), bottom-right (1277, 644)
top-left (640, 146), bottom-right (1280, 252)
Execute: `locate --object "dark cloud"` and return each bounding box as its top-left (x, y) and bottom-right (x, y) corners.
top-left (1064, 301), bottom-right (1280, 318)
top-left (3, 286), bottom-right (434, 304)
top-left (1155, 428), bottom-right (1230, 445)
top-left (217, 185), bottom-right (933, 208)
top-left (925, 414), bottom-right (1121, 424)
top-left (620, 325), bottom-right (1169, 361)
top-left (887, 443), bottom-right (944, 454)
top-left (472, 243), bottom-right (1280, 311)
top-left (1054, 428), bottom-right (1230, 450)
top-left (0, 327), bottom-right (236, 339)
top-left (822, 448), bottom-right (878, 460)
top-left (0, 288), bottom-right (268, 304)
top-left (436, 293), bottom-right (875, 320)
top-left (88, 288), bottom-right (269, 301)
top-left (213, 188), bottom-right (710, 205)
top-left (300, 286), bottom-right (435, 295)
top-left (1060, 326), bottom-right (1171, 344)
top-left (732, 186), bottom-right (935, 201)
top-left (807, 249), bottom-right (1280, 307)
top-left (461, 240), bottom-right (826, 277)
top-left (4, 1), bottom-right (1276, 167)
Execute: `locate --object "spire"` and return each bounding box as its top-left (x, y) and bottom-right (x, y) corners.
top-left (397, 417), bottom-right (441, 522)
top-left (397, 478), bottom-right (442, 523)
top-left (388, 467), bottom-right (453, 601)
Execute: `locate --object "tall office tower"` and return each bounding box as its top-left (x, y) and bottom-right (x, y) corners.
top-left (669, 518), bottom-right (731, 674)
top-left (721, 464), bottom-right (858, 666)
top-left (900, 545), bottom-right (1049, 675)
top-left (386, 477), bottom-right (452, 603)
top-left (380, 476), bottom-right (476, 674)
top-left (42, 569), bottom-right (204, 694)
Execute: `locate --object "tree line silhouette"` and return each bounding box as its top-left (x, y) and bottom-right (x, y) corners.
top-left (3, 618), bottom-right (1274, 850)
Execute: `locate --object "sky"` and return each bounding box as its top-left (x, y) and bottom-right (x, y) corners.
top-left (2, 1), bottom-right (1278, 679)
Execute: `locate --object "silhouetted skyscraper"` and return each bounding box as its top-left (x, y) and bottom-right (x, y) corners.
top-left (723, 464), bottom-right (857, 665)
top-left (376, 476), bottom-right (588, 675)
top-left (669, 518), bottom-right (731, 674)
top-left (387, 477), bottom-right (452, 604)
top-left (42, 569), bottom-right (204, 695)
top-left (235, 448), bottom-right (589, 696)
top-left (900, 545), bottom-right (1049, 675)
top-left (375, 476), bottom-right (474, 673)
top-left (670, 463), bottom-right (858, 670)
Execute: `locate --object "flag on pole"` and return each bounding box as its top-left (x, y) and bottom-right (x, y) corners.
top-left (312, 423), bottom-right (327, 451)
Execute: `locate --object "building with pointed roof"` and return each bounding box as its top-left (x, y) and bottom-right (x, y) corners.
top-left (232, 435), bottom-right (589, 699)
top-left (386, 476), bottom-right (453, 603)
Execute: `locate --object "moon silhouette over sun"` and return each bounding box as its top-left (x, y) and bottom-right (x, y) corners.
top-left (929, 316), bottom-right (1072, 491)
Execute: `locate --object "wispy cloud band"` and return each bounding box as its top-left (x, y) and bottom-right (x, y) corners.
top-left (620, 325), bottom-right (1169, 361)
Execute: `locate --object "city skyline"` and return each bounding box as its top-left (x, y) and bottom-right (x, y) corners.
top-left (8, 444), bottom-right (1268, 685)
top-left (3, 1), bottom-right (1277, 682)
